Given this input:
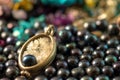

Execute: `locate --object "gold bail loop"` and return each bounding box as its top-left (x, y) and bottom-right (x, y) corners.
top-left (45, 25), bottom-right (55, 36)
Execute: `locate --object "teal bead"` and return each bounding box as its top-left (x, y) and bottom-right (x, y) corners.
top-left (13, 27), bottom-right (24, 37)
top-left (19, 21), bottom-right (32, 29)
top-left (13, 0), bottom-right (21, 3)
top-left (36, 15), bottom-right (46, 22)
top-left (41, 0), bottom-right (76, 6)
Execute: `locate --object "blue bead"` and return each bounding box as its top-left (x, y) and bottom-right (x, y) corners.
top-left (22, 55), bottom-right (37, 66)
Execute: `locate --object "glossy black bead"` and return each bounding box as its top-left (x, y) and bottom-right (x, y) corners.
top-left (92, 50), bottom-right (105, 58)
top-left (55, 54), bottom-right (65, 60)
top-left (58, 29), bottom-right (72, 43)
top-left (45, 66), bottom-right (56, 77)
top-left (113, 77), bottom-right (120, 80)
top-left (50, 76), bottom-right (63, 80)
top-left (102, 66), bottom-right (114, 76)
top-left (5, 60), bottom-right (17, 67)
top-left (1, 31), bottom-right (9, 39)
top-left (71, 67), bottom-right (85, 78)
top-left (92, 58), bottom-right (105, 67)
top-left (57, 68), bottom-right (70, 77)
top-left (106, 48), bottom-right (119, 56)
top-left (84, 34), bottom-right (99, 47)
top-left (108, 23), bottom-right (119, 36)
top-left (113, 61), bottom-right (120, 73)
top-left (100, 34), bottom-right (110, 42)
top-left (14, 76), bottom-right (27, 80)
top-left (65, 25), bottom-right (77, 36)
top-left (77, 30), bottom-right (89, 40)
top-left (66, 43), bottom-right (76, 51)
top-left (86, 66), bottom-right (100, 77)
top-left (78, 60), bottom-right (90, 68)
top-left (5, 66), bottom-right (19, 78)
top-left (22, 55), bottom-right (37, 66)
top-left (8, 53), bottom-right (17, 60)
top-left (84, 22), bottom-right (96, 31)
top-left (107, 39), bottom-right (119, 48)
top-left (57, 45), bottom-right (67, 54)
top-left (80, 54), bottom-right (92, 61)
top-left (34, 75), bottom-right (48, 80)
top-left (56, 60), bottom-right (68, 69)
top-left (67, 56), bottom-right (79, 67)
top-left (83, 46), bottom-right (94, 54)
top-left (96, 19), bottom-right (108, 31)
top-left (3, 45), bottom-right (14, 56)
top-left (6, 36), bottom-right (17, 45)
top-left (71, 48), bottom-right (82, 56)
top-left (95, 75), bottom-right (110, 80)
top-left (80, 76), bottom-right (93, 80)
top-left (66, 77), bottom-right (77, 80)
top-left (96, 44), bottom-right (108, 52)
top-left (105, 55), bottom-right (117, 65)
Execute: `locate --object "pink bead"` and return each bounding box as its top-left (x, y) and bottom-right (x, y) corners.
top-left (0, 40), bottom-right (5, 47)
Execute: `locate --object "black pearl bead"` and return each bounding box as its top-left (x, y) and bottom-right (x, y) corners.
top-left (78, 60), bottom-right (90, 68)
top-left (56, 60), bottom-right (68, 69)
top-left (106, 48), bottom-right (119, 56)
top-left (113, 77), bottom-right (120, 80)
top-left (96, 44), bottom-right (108, 52)
top-left (71, 48), bottom-right (82, 56)
top-left (92, 58), bottom-right (105, 67)
top-left (24, 28), bottom-right (36, 37)
top-left (67, 56), bottom-right (79, 67)
top-left (84, 34), bottom-right (99, 47)
top-left (58, 29), bottom-right (72, 43)
top-left (57, 68), bottom-right (70, 78)
top-left (66, 43), bottom-right (76, 51)
top-left (66, 77), bottom-right (77, 80)
top-left (6, 36), bottom-right (16, 45)
top-left (83, 46), bottom-right (94, 54)
top-left (45, 66), bottom-right (56, 77)
top-left (34, 75), bottom-right (48, 80)
top-left (80, 76), bottom-right (93, 80)
top-left (50, 76), bottom-right (63, 80)
top-left (14, 76), bottom-right (27, 80)
top-left (57, 45), bottom-right (67, 54)
top-left (5, 66), bottom-right (19, 78)
top-left (71, 67), bottom-right (85, 78)
top-left (105, 55), bottom-right (117, 65)
top-left (102, 66), bottom-right (114, 76)
top-left (83, 22), bottom-right (96, 31)
top-left (5, 60), bottom-right (17, 67)
top-left (65, 25), bottom-right (77, 36)
top-left (108, 23), bottom-right (119, 36)
top-left (92, 50), bottom-right (105, 58)
top-left (22, 55), bottom-right (37, 66)
top-left (100, 34), bottom-right (110, 42)
top-left (8, 53), bottom-right (17, 60)
top-left (107, 39), bottom-right (119, 48)
top-left (77, 30), bottom-right (89, 40)
top-left (96, 19), bottom-right (108, 31)
top-left (86, 66), bottom-right (100, 77)
top-left (113, 61), bottom-right (120, 73)
top-left (95, 75), bottom-right (110, 80)
top-left (55, 54), bottom-right (65, 60)
top-left (3, 45), bottom-right (14, 56)
top-left (80, 54), bottom-right (92, 61)
top-left (117, 45), bottom-right (120, 53)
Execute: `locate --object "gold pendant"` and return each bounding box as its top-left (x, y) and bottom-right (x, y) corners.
top-left (18, 25), bottom-right (56, 77)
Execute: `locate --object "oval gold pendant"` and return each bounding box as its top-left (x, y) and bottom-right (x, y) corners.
top-left (18, 25), bottom-right (56, 77)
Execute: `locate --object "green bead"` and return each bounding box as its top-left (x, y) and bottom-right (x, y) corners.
top-left (19, 20), bottom-right (32, 29)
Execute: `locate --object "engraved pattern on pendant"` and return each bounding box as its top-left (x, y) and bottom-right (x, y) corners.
top-left (23, 37), bottom-right (52, 63)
